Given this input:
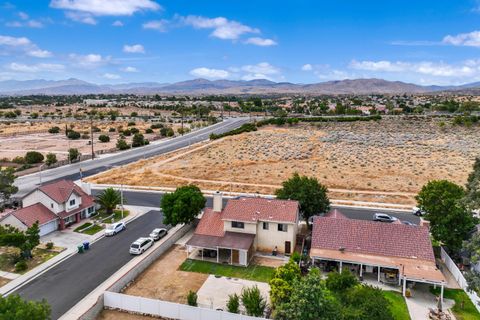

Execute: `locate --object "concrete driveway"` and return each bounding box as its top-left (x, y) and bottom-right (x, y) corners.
top-left (41, 229), bottom-right (92, 249)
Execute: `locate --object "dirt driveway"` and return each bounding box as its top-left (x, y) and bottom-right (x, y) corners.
top-left (123, 245), bottom-right (208, 304)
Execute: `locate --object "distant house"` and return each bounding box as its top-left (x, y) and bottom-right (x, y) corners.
top-left (310, 209), bottom-right (446, 299)
top-left (186, 192), bottom-right (300, 266)
top-left (0, 180), bottom-right (96, 236)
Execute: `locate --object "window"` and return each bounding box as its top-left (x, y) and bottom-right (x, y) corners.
top-left (69, 199), bottom-right (76, 206)
top-left (231, 221), bottom-right (244, 229)
top-left (262, 222), bottom-right (269, 230)
top-left (50, 203), bottom-right (54, 209)
top-left (278, 224), bottom-right (288, 232)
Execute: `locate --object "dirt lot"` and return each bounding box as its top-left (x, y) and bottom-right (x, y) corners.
top-left (122, 245), bottom-right (208, 303)
top-left (97, 310), bottom-right (163, 320)
top-left (88, 117), bottom-right (480, 205)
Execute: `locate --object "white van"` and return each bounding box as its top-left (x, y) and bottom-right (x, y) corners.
top-left (129, 237), bottom-right (154, 255)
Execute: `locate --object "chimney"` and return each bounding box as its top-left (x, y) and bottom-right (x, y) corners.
top-left (420, 218), bottom-right (430, 229)
top-left (213, 191), bottom-right (223, 212)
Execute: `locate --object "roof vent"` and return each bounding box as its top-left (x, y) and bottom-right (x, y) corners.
top-left (339, 247), bottom-right (345, 253)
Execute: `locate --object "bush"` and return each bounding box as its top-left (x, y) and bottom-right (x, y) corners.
top-left (227, 293), bottom-right (240, 313)
top-left (145, 128), bottom-right (154, 134)
top-left (160, 127), bottom-right (174, 137)
top-left (45, 153), bottom-right (57, 166)
top-left (187, 290), bottom-right (197, 307)
top-left (24, 151), bottom-right (44, 164)
top-left (48, 126), bottom-right (60, 134)
top-left (127, 121), bottom-right (136, 126)
top-left (68, 148), bottom-right (80, 162)
top-left (130, 112), bottom-right (138, 117)
top-left (12, 156), bottom-right (25, 164)
top-left (81, 134), bottom-right (90, 139)
top-left (122, 128), bottom-right (132, 136)
top-left (46, 242), bottom-right (54, 250)
top-left (325, 270), bottom-right (359, 293)
top-left (130, 127), bottom-right (139, 134)
top-left (241, 286), bottom-right (266, 317)
top-left (15, 260), bottom-right (28, 272)
top-left (92, 126), bottom-right (101, 133)
top-left (108, 127), bottom-right (116, 132)
top-left (210, 123), bottom-right (257, 140)
top-left (289, 252), bottom-right (301, 264)
top-left (98, 134), bottom-right (110, 143)
top-left (67, 130), bottom-right (81, 140)
top-left (151, 123), bottom-right (164, 129)
top-left (116, 139), bottom-right (130, 150)
top-left (132, 133), bottom-right (145, 147)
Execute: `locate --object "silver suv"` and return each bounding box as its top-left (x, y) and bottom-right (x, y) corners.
top-left (373, 213), bottom-right (398, 223)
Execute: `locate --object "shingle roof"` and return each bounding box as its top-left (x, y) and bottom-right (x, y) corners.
top-left (38, 180), bottom-right (82, 204)
top-left (221, 197), bottom-right (299, 223)
top-left (311, 214), bottom-right (435, 262)
top-left (12, 203), bottom-right (58, 227)
top-left (194, 208), bottom-right (225, 237)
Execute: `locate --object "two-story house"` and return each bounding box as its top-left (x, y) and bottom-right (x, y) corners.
top-left (0, 180), bottom-right (96, 236)
top-left (186, 192), bottom-right (300, 266)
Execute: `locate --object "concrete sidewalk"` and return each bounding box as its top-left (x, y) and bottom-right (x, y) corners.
top-left (0, 270), bottom-right (20, 280)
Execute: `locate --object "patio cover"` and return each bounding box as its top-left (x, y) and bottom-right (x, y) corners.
top-left (187, 232), bottom-right (255, 251)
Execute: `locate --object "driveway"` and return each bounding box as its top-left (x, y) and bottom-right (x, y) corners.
top-left (41, 230), bottom-right (92, 250)
top-left (15, 210), bottom-right (169, 320)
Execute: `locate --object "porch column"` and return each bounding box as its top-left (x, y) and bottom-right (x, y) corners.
top-left (230, 249), bottom-right (233, 265)
top-left (402, 278), bottom-right (407, 297)
top-left (201, 248), bottom-right (204, 261)
top-left (217, 248), bottom-right (219, 263)
top-left (359, 264), bottom-right (363, 277)
top-left (339, 261), bottom-right (343, 272)
top-left (440, 284), bottom-right (444, 303)
top-left (377, 266), bottom-right (381, 282)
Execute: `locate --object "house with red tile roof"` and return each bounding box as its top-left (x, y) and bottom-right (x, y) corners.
top-left (310, 209), bottom-right (446, 300)
top-left (0, 180), bottom-right (96, 236)
top-left (186, 192), bottom-right (300, 266)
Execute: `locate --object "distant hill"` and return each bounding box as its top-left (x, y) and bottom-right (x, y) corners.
top-left (0, 77), bottom-right (477, 96)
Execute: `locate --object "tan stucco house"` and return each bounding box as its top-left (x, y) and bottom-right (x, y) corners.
top-left (186, 192), bottom-right (300, 266)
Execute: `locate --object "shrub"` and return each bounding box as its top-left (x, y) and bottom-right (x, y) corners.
top-left (145, 128), bottom-right (153, 134)
top-left (132, 133), bottom-right (145, 147)
top-left (227, 293), bottom-right (240, 314)
top-left (48, 126), bottom-right (60, 134)
top-left (122, 128), bottom-right (132, 136)
top-left (12, 156), bottom-right (25, 164)
top-left (46, 242), bottom-right (54, 250)
top-left (127, 121), bottom-right (136, 126)
top-left (289, 251), bottom-right (301, 264)
top-left (81, 134), bottom-right (90, 139)
top-left (45, 153), bottom-right (57, 166)
top-left (160, 127), bottom-right (174, 137)
top-left (92, 126), bottom-right (101, 133)
top-left (15, 260), bottom-right (28, 272)
top-left (187, 290), bottom-right (197, 307)
top-left (98, 135), bottom-right (110, 143)
top-left (116, 139), bottom-right (130, 150)
top-left (130, 127), bottom-right (139, 134)
top-left (325, 270), bottom-right (359, 293)
top-left (108, 127), bottom-right (116, 132)
top-left (24, 151), bottom-right (44, 164)
top-left (210, 123), bottom-right (257, 140)
top-left (67, 130), bottom-right (81, 140)
top-left (68, 148), bottom-right (80, 162)
top-left (130, 112), bottom-right (138, 117)
top-left (241, 286), bottom-right (266, 317)
top-left (151, 123), bottom-right (164, 129)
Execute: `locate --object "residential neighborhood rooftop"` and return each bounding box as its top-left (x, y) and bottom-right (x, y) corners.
top-left (221, 197), bottom-right (299, 223)
top-left (11, 203), bottom-right (58, 227)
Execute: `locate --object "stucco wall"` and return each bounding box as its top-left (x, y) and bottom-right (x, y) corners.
top-left (0, 215), bottom-right (27, 231)
top-left (255, 221), bottom-right (296, 253)
top-left (23, 190), bottom-right (62, 213)
top-left (223, 220), bottom-right (257, 234)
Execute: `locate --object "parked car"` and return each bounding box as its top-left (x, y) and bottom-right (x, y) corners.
top-left (402, 220), bottom-right (417, 226)
top-left (373, 213), bottom-right (398, 223)
top-left (104, 222), bottom-right (126, 236)
top-left (412, 206), bottom-right (426, 216)
top-left (149, 228), bottom-right (168, 241)
top-left (129, 237), bottom-right (154, 255)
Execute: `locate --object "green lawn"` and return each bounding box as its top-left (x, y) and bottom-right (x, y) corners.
top-left (73, 222), bottom-right (92, 232)
top-left (179, 259), bottom-right (275, 282)
top-left (73, 222), bottom-right (104, 235)
top-left (383, 291), bottom-right (410, 320)
top-left (430, 287), bottom-right (480, 320)
top-left (94, 209), bottom-right (130, 223)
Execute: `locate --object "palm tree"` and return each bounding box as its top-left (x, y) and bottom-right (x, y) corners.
top-left (96, 187), bottom-right (122, 215)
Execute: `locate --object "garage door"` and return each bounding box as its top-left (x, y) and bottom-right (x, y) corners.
top-left (40, 220), bottom-right (58, 236)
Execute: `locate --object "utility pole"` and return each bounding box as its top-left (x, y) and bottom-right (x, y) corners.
top-left (90, 117), bottom-right (94, 159)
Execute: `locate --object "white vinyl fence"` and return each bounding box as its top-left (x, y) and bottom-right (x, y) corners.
top-left (440, 247), bottom-right (480, 312)
top-left (104, 292), bottom-right (267, 320)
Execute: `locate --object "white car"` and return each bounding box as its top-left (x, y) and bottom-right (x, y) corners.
top-left (149, 228), bottom-right (168, 241)
top-left (412, 206), bottom-right (427, 216)
top-left (373, 213), bottom-right (398, 223)
top-left (129, 237), bottom-right (154, 255)
top-left (104, 222), bottom-right (126, 236)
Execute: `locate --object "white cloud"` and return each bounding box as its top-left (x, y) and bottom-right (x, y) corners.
top-left (50, 0), bottom-right (161, 16)
top-left (27, 49), bottom-right (52, 58)
top-left (142, 19), bottom-right (168, 32)
top-left (244, 37), bottom-right (277, 46)
top-left (69, 53), bottom-right (111, 67)
top-left (8, 62), bottom-right (64, 73)
top-left (180, 15), bottom-right (259, 40)
top-left (6, 20), bottom-right (44, 28)
top-left (65, 11), bottom-right (97, 25)
top-left (0, 35), bottom-right (51, 58)
top-left (18, 12), bottom-right (29, 20)
top-left (240, 62), bottom-right (281, 81)
top-left (190, 67), bottom-right (230, 79)
top-left (443, 30), bottom-right (480, 47)
top-left (121, 66), bottom-right (138, 72)
top-left (103, 73), bottom-right (121, 79)
top-left (301, 64), bottom-right (313, 71)
top-left (112, 20), bottom-right (123, 27)
top-left (0, 35), bottom-right (31, 46)
top-left (123, 44), bottom-right (145, 54)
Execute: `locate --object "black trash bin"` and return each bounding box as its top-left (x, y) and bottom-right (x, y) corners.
top-left (83, 241), bottom-right (90, 250)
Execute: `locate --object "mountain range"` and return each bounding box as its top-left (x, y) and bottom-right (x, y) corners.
top-left (0, 78), bottom-right (479, 96)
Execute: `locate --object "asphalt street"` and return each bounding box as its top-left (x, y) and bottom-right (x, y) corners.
top-left (13, 117), bottom-right (249, 197)
top-left (15, 210), bottom-right (168, 320)
top-left (93, 189), bottom-right (420, 224)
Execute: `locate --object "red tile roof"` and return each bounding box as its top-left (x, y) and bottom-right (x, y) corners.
top-left (12, 203), bottom-right (58, 227)
top-left (194, 208), bottom-right (225, 237)
top-left (311, 214), bottom-right (435, 262)
top-left (221, 197), bottom-right (299, 223)
top-left (57, 192), bottom-right (95, 219)
top-left (38, 180), bottom-right (84, 204)
top-left (324, 209), bottom-right (347, 219)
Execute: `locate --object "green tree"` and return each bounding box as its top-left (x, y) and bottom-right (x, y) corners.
top-left (275, 269), bottom-right (339, 320)
top-left (48, 126), bottom-right (60, 134)
top-left (465, 157), bottom-right (480, 210)
top-left (325, 270), bottom-right (359, 294)
top-left (116, 138), bottom-right (130, 150)
top-left (0, 294), bottom-right (50, 320)
top-left (416, 180), bottom-right (475, 251)
top-left (96, 188), bottom-right (122, 215)
top-left (226, 293), bottom-right (240, 313)
top-left (463, 232), bottom-right (480, 294)
top-left (241, 286), bottom-right (267, 317)
top-left (187, 290), bottom-right (197, 307)
top-left (161, 185), bottom-right (206, 226)
top-left (45, 153), bottom-right (57, 166)
top-left (0, 167), bottom-right (18, 203)
top-left (269, 261), bottom-right (301, 306)
top-left (21, 223), bottom-right (40, 259)
top-left (342, 285), bottom-right (394, 320)
top-left (132, 133), bottom-right (145, 147)
top-left (24, 151), bottom-right (44, 164)
top-left (98, 134), bottom-right (110, 143)
top-left (276, 173), bottom-right (330, 227)
top-left (68, 148), bottom-right (80, 162)
top-left (67, 130), bottom-right (80, 140)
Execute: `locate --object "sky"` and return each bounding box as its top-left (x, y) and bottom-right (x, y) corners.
top-left (1, 0), bottom-right (480, 85)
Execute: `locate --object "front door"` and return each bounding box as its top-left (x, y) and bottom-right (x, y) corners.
top-left (232, 249), bottom-right (239, 264)
top-left (285, 241), bottom-right (291, 254)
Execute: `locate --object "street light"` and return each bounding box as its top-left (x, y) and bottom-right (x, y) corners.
top-left (38, 163), bottom-right (46, 185)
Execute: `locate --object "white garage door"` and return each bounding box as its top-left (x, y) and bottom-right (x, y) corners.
top-left (40, 220), bottom-right (58, 236)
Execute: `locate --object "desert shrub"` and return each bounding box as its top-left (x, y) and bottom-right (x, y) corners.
top-left (15, 260), bottom-right (28, 272)
top-left (187, 290), bottom-right (197, 306)
top-left (81, 134), bottom-right (90, 139)
top-left (145, 128), bottom-right (154, 134)
top-left (108, 127), bottom-right (116, 132)
top-left (45, 153), bottom-right (57, 166)
top-left (98, 135), bottom-right (110, 143)
top-left (130, 127), bottom-right (139, 134)
top-left (24, 151), bottom-right (44, 164)
top-left (132, 133), bottom-right (145, 147)
top-left (160, 127), bottom-right (174, 137)
top-left (48, 126), bottom-right (60, 134)
top-left (92, 126), bottom-right (101, 132)
top-left (151, 123), bottom-right (164, 129)
top-left (227, 293), bottom-right (240, 313)
top-left (67, 130), bottom-right (81, 140)
top-left (12, 156), bottom-right (25, 164)
top-left (68, 148), bottom-right (80, 162)
top-left (127, 121), bottom-right (136, 126)
top-left (210, 123), bottom-right (257, 140)
top-left (116, 139), bottom-right (130, 150)
top-left (122, 128), bottom-right (132, 136)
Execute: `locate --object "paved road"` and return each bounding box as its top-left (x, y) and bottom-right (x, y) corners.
top-left (93, 189), bottom-right (420, 224)
top-left (15, 210), bottom-right (168, 320)
top-left (14, 117), bottom-right (249, 198)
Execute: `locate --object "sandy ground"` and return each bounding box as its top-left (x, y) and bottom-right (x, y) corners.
top-left (122, 245), bottom-right (208, 304)
top-left (252, 256), bottom-right (287, 268)
top-left (88, 117), bottom-right (479, 205)
top-left (97, 310), bottom-right (163, 320)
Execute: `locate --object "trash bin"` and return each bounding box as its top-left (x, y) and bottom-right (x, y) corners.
top-left (83, 241), bottom-right (90, 250)
top-left (77, 245), bottom-right (84, 254)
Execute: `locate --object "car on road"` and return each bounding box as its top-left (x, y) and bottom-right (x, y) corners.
top-left (373, 213), bottom-right (398, 223)
top-left (402, 220), bottom-right (417, 226)
top-left (104, 222), bottom-right (126, 236)
top-left (129, 237), bottom-right (154, 255)
top-left (412, 206), bottom-right (426, 216)
top-left (149, 228), bottom-right (168, 241)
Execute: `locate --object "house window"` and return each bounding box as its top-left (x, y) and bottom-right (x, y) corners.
top-left (231, 221), bottom-right (244, 229)
top-left (278, 224), bottom-right (288, 232)
top-left (88, 206), bottom-right (94, 213)
top-left (69, 199), bottom-right (75, 206)
top-left (263, 222), bottom-right (269, 230)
